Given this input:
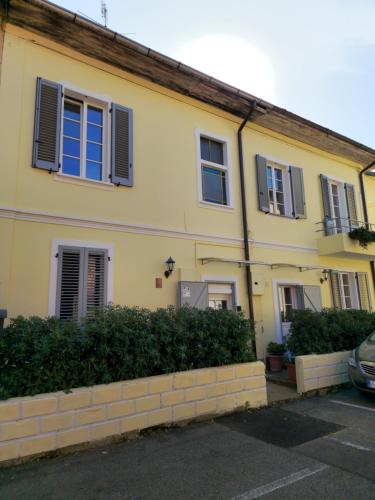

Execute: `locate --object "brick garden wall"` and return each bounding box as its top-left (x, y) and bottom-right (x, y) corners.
top-left (0, 362), bottom-right (266, 463)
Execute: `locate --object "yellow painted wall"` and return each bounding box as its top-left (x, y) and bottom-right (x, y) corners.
top-left (1, 24), bottom-right (374, 359)
top-left (365, 175), bottom-right (375, 225)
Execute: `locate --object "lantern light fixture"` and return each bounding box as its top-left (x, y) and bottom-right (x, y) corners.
top-left (164, 256), bottom-right (175, 278)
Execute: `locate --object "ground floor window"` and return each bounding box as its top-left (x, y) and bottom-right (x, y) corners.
top-left (56, 245), bottom-right (108, 320)
top-left (330, 271), bottom-right (371, 311)
top-left (208, 283), bottom-right (234, 310)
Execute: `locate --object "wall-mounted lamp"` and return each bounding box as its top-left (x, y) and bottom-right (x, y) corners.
top-left (320, 269), bottom-right (329, 284)
top-left (164, 256), bottom-right (175, 278)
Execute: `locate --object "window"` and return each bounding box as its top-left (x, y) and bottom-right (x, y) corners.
top-left (320, 176), bottom-right (359, 235)
top-left (56, 245), bottom-right (108, 320)
top-left (330, 271), bottom-right (363, 310)
top-left (62, 97), bottom-right (107, 182)
top-left (208, 283), bottom-right (234, 310)
top-left (198, 134), bottom-right (231, 206)
top-left (256, 155), bottom-right (306, 218)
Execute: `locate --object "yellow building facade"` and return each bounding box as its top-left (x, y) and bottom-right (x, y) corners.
top-left (1, 0), bottom-right (375, 358)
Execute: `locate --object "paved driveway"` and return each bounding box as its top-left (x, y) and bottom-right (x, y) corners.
top-left (1, 387), bottom-right (375, 499)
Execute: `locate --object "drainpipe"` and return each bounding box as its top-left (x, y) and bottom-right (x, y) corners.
top-left (359, 160), bottom-right (375, 296)
top-left (237, 100), bottom-right (257, 323)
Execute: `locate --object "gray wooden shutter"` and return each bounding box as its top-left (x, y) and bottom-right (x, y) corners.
top-left (256, 155), bottom-right (270, 212)
top-left (345, 183), bottom-right (359, 230)
top-left (56, 246), bottom-right (84, 321)
top-left (302, 285), bottom-right (323, 312)
top-left (295, 286), bottom-right (305, 309)
top-left (32, 78), bottom-right (62, 172)
top-left (330, 271), bottom-right (343, 309)
top-left (320, 174), bottom-right (334, 235)
top-left (177, 281), bottom-right (208, 310)
top-left (111, 103), bottom-right (133, 186)
top-left (84, 249), bottom-right (108, 317)
top-left (289, 166), bottom-right (306, 218)
top-left (356, 272), bottom-right (372, 311)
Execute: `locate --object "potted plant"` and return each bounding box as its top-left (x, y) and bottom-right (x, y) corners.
top-left (267, 342), bottom-right (285, 373)
top-left (285, 351), bottom-right (296, 383)
top-left (348, 226), bottom-right (375, 249)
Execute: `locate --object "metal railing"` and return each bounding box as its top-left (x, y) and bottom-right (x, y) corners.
top-left (316, 217), bottom-right (375, 235)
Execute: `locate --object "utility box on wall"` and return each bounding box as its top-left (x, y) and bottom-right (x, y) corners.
top-left (177, 281), bottom-right (208, 310)
top-left (252, 272), bottom-right (265, 295)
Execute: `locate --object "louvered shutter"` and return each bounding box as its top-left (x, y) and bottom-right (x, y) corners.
top-left (111, 103), bottom-right (133, 186)
top-left (84, 249), bottom-right (108, 317)
top-left (320, 175), bottom-right (334, 235)
top-left (256, 155), bottom-right (270, 212)
top-left (177, 282), bottom-right (208, 310)
top-left (32, 78), bottom-right (62, 172)
top-left (356, 272), bottom-right (372, 311)
top-left (56, 247), bottom-right (84, 321)
top-left (330, 271), bottom-right (343, 309)
top-left (289, 166), bottom-right (306, 218)
top-left (302, 285), bottom-right (323, 312)
top-left (345, 184), bottom-right (359, 230)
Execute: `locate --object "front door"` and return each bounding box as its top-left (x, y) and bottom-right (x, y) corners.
top-left (278, 286), bottom-right (299, 339)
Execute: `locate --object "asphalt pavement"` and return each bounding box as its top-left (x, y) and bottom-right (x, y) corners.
top-left (1, 387), bottom-right (375, 499)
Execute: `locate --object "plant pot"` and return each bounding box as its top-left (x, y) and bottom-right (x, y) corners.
top-left (287, 362), bottom-right (296, 383)
top-left (268, 355), bottom-right (284, 373)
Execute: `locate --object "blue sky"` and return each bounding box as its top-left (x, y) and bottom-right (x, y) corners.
top-left (53, 0), bottom-right (375, 151)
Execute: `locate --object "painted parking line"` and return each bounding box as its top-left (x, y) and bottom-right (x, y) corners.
top-left (325, 436), bottom-right (373, 452)
top-left (231, 464), bottom-right (329, 500)
top-left (330, 400), bottom-right (375, 413)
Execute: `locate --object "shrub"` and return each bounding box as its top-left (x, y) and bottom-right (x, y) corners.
top-left (286, 308), bottom-right (375, 356)
top-left (0, 305), bottom-right (255, 400)
top-left (267, 342), bottom-right (285, 355)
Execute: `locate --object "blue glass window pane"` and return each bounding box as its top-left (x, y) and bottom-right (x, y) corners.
top-left (64, 102), bottom-right (81, 121)
top-left (200, 137), bottom-right (223, 164)
top-left (63, 137), bottom-right (80, 158)
top-left (200, 138), bottom-right (210, 161)
top-left (63, 119), bottom-right (80, 139)
top-left (202, 167), bottom-right (227, 205)
top-left (86, 161), bottom-right (102, 181)
top-left (87, 106), bottom-right (103, 125)
top-left (62, 157), bottom-right (80, 176)
top-left (87, 124), bottom-right (102, 143)
top-left (86, 142), bottom-right (102, 162)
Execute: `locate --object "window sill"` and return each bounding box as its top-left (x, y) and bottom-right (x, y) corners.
top-left (199, 200), bottom-right (235, 212)
top-left (54, 173), bottom-right (115, 191)
top-left (261, 211), bottom-right (298, 221)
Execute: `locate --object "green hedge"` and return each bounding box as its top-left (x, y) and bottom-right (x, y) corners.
top-left (286, 309), bottom-right (375, 356)
top-left (0, 305), bottom-right (254, 400)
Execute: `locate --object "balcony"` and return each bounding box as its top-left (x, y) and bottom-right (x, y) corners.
top-left (316, 218), bottom-right (375, 260)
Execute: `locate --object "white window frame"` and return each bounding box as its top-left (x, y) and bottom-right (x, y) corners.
top-left (58, 83), bottom-right (111, 185)
top-left (327, 178), bottom-right (349, 234)
top-left (337, 272), bottom-right (359, 310)
top-left (195, 129), bottom-right (233, 209)
top-left (48, 239), bottom-right (113, 317)
top-left (272, 279), bottom-right (303, 343)
top-left (266, 159), bottom-right (293, 217)
top-left (201, 274), bottom-right (239, 309)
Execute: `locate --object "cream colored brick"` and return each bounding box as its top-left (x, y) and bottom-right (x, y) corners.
top-left (173, 403), bottom-right (196, 421)
top-left (301, 379), bottom-right (318, 392)
top-left (196, 399), bottom-right (217, 415)
top-left (161, 390), bottom-right (184, 407)
top-left (123, 380), bottom-right (148, 399)
top-left (316, 365), bottom-right (341, 378)
top-left (250, 362), bottom-right (266, 376)
top-left (135, 395), bottom-right (160, 413)
top-left (121, 414), bottom-right (147, 433)
top-left (299, 355), bottom-right (318, 369)
top-left (0, 401), bottom-right (20, 422)
top-left (107, 400), bottom-right (134, 419)
top-left (235, 363), bottom-right (255, 378)
top-left (1, 419), bottom-right (38, 441)
top-left (184, 387), bottom-right (206, 402)
top-left (147, 408), bottom-right (172, 427)
top-left (149, 376), bottom-right (173, 394)
top-left (216, 395), bottom-right (236, 412)
top-left (22, 397), bottom-right (57, 418)
top-left (206, 383), bottom-right (226, 398)
top-left (57, 427), bottom-right (90, 448)
top-left (19, 435), bottom-right (56, 457)
top-left (91, 420), bottom-right (121, 440)
top-left (173, 372), bottom-right (196, 389)
top-left (41, 413), bottom-right (74, 433)
top-left (242, 377), bottom-right (265, 390)
top-left (0, 442), bottom-right (19, 461)
top-left (92, 384), bottom-right (122, 404)
top-left (75, 406), bottom-right (105, 426)
top-left (225, 380), bottom-right (244, 393)
top-left (59, 391), bottom-right (91, 411)
top-left (216, 366), bottom-right (235, 382)
top-left (195, 369), bottom-right (216, 385)
top-left (238, 388), bottom-right (267, 408)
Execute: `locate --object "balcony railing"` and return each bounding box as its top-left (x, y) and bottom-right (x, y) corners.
top-left (316, 217), bottom-right (375, 236)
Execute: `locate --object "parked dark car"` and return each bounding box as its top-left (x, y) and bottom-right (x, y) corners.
top-left (348, 331), bottom-right (375, 394)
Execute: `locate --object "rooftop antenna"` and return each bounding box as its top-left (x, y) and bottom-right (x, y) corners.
top-left (101, 0), bottom-right (108, 27)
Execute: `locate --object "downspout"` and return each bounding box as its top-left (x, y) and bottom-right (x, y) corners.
top-left (359, 160), bottom-right (375, 296)
top-left (237, 100), bottom-right (257, 323)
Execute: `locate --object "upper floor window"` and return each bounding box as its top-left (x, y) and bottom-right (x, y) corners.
top-left (197, 133), bottom-right (232, 207)
top-left (62, 98), bottom-right (107, 181)
top-left (32, 77), bottom-right (133, 187)
top-left (256, 155), bottom-right (306, 218)
top-left (320, 175), bottom-right (359, 235)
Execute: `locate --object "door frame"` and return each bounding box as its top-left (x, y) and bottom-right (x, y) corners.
top-left (272, 279), bottom-right (303, 343)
